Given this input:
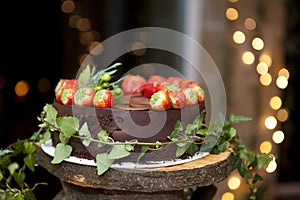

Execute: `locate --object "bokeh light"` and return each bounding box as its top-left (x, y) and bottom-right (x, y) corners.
top-left (61, 0), bottom-right (75, 14)
top-left (276, 76), bottom-right (288, 89)
top-left (233, 31), bottom-right (246, 44)
top-left (38, 78), bottom-right (51, 93)
top-left (226, 8), bottom-right (239, 21)
top-left (222, 192), bottom-right (235, 200)
top-left (228, 176), bottom-right (241, 190)
top-left (259, 54), bottom-right (272, 67)
top-left (242, 51), bottom-right (255, 65)
top-left (278, 68), bottom-right (290, 79)
top-left (260, 141), bottom-right (272, 154)
top-left (260, 73), bottom-right (272, 86)
top-left (15, 80), bottom-right (30, 97)
top-left (256, 62), bottom-right (269, 75)
top-left (244, 18), bottom-right (256, 30)
top-left (277, 108), bottom-right (289, 122)
top-left (272, 130), bottom-right (285, 144)
top-left (264, 115), bottom-right (277, 130)
top-left (269, 96), bottom-right (282, 110)
top-left (266, 158), bottom-right (277, 173)
top-left (252, 37), bottom-right (264, 50)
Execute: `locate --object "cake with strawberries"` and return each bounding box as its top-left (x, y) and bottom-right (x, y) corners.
top-left (40, 63), bottom-right (207, 171)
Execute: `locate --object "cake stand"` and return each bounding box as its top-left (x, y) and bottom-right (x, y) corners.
top-left (34, 142), bottom-right (233, 200)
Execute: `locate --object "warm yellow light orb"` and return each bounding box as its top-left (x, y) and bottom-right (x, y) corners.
top-left (226, 8), bottom-right (239, 21)
top-left (260, 73), bottom-right (272, 86)
top-left (222, 192), bottom-right (235, 200)
top-left (264, 116), bottom-right (277, 130)
top-left (244, 18), bottom-right (256, 30)
top-left (242, 51), bottom-right (255, 65)
top-left (272, 130), bottom-right (285, 144)
top-left (278, 68), bottom-right (290, 79)
top-left (252, 37), bottom-right (264, 50)
top-left (228, 176), bottom-right (241, 190)
top-left (260, 141), bottom-right (272, 154)
top-left (277, 108), bottom-right (289, 122)
top-left (233, 31), bottom-right (245, 44)
top-left (259, 54), bottom-right (272, 67)
top-left (276, 76), bottom-right (288, 89)
top-left (269, 96), bottom-right (282, 110)
top-left (15, 80), bottom-right (30, 97)
top-left (266, 159), bottom-right (277, 173)
top-left (256, 62), bottom-right (269, 75)
top-left (228, 0), bottom-right (239, 2)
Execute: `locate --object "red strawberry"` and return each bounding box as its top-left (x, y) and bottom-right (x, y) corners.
top-left (168, 91), bottom-right (186, 109)
top-left (149, 91), bottom-right (172, 110)
top-left (190, 85), bottom-right (205, 103)
top-left (55, 79), bottom-right (78, 103)
top-left (148, 75), bottom-right (166, 84)
top-left (74, 87), bottom-right (95, 107)
top-left (166, 77), bottom-right (183, 86)
top-left (93, 89), bottom-right (114, 108)
top-left (179, 80), bottom-right (199, 89)
top-left (60, 88), bottom-right (76, 105)
top-left (182, 87), bottom-right (198, 106)
top-left (121, 74), bottom-right (147, 94)
top-left (143, 82), bottom-right (161, 98)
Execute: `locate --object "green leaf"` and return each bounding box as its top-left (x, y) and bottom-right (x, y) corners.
top-left (108, 144), bottom-right (131, 160)
top-left (78, 64), bottom-right (91, 87)
top-left (51, 143), bottom-right (72, 164)
top-left (0, 149), bottom-right (12, 157)
top-left (252, 173), bottom-right (263, 184)
top-left (24, 189), bottom-right (37, 200)
top-left (257, 153), bottom-right (272, 169)
top-left (230, 114), bottom-right (252, 124)
top-left (185, 124), bottom-right (197, 135)
top-left (136, 146), bottom-right (149, 164)
top-left (78, 123), bottom-right (92, 146)
top-left (176, 142), bottom-right (191, 158)
top-left (169, 121), bottom-right (182, 139)
top-left (56, 116), bottom-right (79, 138)
top-left (96, 153), bottom-right (114, 176)
top-left (13, 171), bottom-right (25, 187)
top-left (59, 133), bottom-right (69, 145)
top-left (98, 130), bottom-right (109, 148)
top-left (8, 162), bottom-right (19, 175)
top-left (186, 143), bottom-right (199, 156)
top-left (43, 104), bottom-right (58, 124)
top-left (24, 154), bottom-right (35, 172)
top-left (24, 141), bottom-right (36, 155)
top-left (125, 142), bottom-right (134, 151)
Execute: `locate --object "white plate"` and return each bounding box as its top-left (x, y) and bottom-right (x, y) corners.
top-left (41, 139), bottom-right (210, 169)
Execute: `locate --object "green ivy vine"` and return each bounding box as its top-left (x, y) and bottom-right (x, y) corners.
top-left (0, 103), bottom-right (272, 199)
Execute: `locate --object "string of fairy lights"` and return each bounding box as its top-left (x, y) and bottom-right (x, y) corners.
top-left (223, 0), bottom-right (289, 199)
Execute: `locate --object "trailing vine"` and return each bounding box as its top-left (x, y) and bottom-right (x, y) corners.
top-left (0, 103), bottom-right (272, 199)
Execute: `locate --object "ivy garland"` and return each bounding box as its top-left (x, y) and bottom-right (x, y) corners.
top-left (0, 104), bottom-right (272, 199)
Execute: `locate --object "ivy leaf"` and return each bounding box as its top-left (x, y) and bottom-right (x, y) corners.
top-left (185, 124), bottom-right (197, 135)
top-left (56, 116), bottom-right (79, 138)
top-left (59, 133), bottom-right (69, 145)
top-left (253, 173), bottom-right (263, 184)
top-left (257, 153), bottom-right (272, 169)
top-left (43, 104), bottom-right (58, 124)
top-left (108, 143), bottom-right (131, 160)
top-left (78, 123), bottom-right (92, 146)
top-left (186, 143), bottom-right (199, 156)
top-left (0, 149), bottom-right (12, 156)
top-left (78, 64), bottom-right (91, 87)
top-left (230, 114), bottom-right (252, 124)
top-left (96, 153), bottom-right (114, 176)
top-left (169, 121), bottom-right (182, 139)
top-left (51, 143), bottom-right (72, 164)
top-left (8, 162), bottom-right (19, 175)
top-left (24, 141), bottom-right (36, 155)
top-left (176, 142), bottom-right (191, 158)
top-left (136, 146), bottom-right (149, 164)
top-left (24, 154), bottom-right (35, 172)
top-left (98, 130), bottom-right (109, 148)
top-left (13, 171), bottom-right (25, 187)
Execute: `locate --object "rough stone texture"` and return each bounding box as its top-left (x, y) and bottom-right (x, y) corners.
top-left (35, 143), bottom-right (233, 199)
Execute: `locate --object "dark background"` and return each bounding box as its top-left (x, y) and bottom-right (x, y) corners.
top-left (0, 0), bottom-right (299, 199)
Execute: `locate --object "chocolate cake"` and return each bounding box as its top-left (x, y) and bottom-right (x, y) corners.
top-left (51, 95), bottom-right (206, 163)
